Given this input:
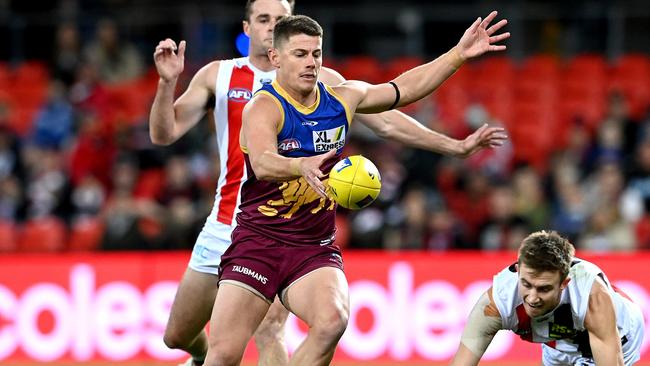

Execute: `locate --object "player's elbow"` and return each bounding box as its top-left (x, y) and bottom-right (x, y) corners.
top-left (249, 157), bottom-right (275, 181)
top-left (149, 131), bottom-right (174, 146)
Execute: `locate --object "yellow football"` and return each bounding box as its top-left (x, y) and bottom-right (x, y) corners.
top-left (328, 155), bottom-right (381, 209)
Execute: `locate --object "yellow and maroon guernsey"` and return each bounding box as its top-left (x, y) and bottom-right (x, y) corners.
top-left (236, 80), bottom-right (352, 245)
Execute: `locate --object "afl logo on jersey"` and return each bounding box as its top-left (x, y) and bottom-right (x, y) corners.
top-left (278, 138), bottom-right (301, 153)
top-left (228, 88), bottom-right (252, 102)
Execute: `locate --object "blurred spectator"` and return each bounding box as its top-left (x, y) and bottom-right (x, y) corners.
top-left (68, 111), bottom-right (116, 188)
top-left (100, 155), bottom-right (164, 250)
top-left (70, 174), bottom-right (105, 222)
top-left (549, 158), bottom-right (587, 243)
top-left (438, 164), bottom-right (491, 247)
top-left (578, 203), bottom-right (635, 252)
top-left (83, 18), bottom-right (144, 84)
top-left (0, 176), bottom-right (23, 221)
top-left (51, 22), bottom-right (82, 87)
top-left (512, 166), bottom-right (550, 231)
top-left (479, 183), bottom-right (530, 250)
top-left (22, 147), bottom-right (71, 220)
top-left (30, 79), bottom-right (75, 149)
top-left (157, 155), bottom-right (202, 249)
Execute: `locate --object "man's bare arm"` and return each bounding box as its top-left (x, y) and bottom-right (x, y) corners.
top-left (450, 289), bottom-right (502, 366)
top-left (319, 67), bottom-right (507, 157)
top-left (584, 279), bottom-right (625, 365)
top-left (149, 39), bottom-right (216, 145)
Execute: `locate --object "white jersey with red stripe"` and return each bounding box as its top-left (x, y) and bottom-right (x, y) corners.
top-left (491, 259), bottom-right (644, 365)
top-left (189, 57), bottom-right (276, 275)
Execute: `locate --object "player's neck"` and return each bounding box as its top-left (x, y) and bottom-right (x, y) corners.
top-left (248, 53), bottom-right (275, 72)
top-left (276, 78), bottom-right (317, 107)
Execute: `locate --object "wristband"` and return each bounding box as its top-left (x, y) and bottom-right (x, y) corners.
top-left (448, 47), bottom-right (465, 69)
top-left (289, 158), bottom-right (302, 176)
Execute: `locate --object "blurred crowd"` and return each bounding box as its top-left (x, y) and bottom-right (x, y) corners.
top-left (1, 19), bottom-right (649, 253)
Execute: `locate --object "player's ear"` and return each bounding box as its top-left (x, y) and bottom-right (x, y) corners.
top-left (560, 277), bottom-right (571, 290)
top-left (269, 48), bottom-right (280, 68)
top-left (243, 20), bottom-right (251, 36)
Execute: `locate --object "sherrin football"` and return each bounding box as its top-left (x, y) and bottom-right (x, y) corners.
top-left (328, 155), bottom-right (381, 209)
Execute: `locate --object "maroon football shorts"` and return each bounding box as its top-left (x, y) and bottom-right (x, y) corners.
top-left (218, 226), bottom-right (345, 302)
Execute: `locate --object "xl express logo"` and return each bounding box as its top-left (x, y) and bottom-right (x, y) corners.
top-left (227, 88), bottom-right (252, 102)
top-left (313, 126), bottom-right (345, 152)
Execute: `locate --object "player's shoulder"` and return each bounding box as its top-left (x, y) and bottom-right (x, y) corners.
top-left (191, 60), bottom-right (222, 89)
top-left (568, 259), bottom-right (602, 285)
top-left (245, 90), bottom-right (281, 114)
top-left (319, 66), bottom-right (346, 85)
top-left (491, 264), bottom-right (519, 309)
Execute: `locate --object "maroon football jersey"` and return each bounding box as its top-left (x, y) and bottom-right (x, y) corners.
top-left (236, 155), bottom-right (338, 246)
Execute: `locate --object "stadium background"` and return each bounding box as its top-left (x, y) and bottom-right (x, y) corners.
top-left (0, 0), bottom-right (649, 364)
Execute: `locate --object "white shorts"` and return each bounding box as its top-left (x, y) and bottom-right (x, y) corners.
top-left (187, 221), bottom-right (235, 275)
top-left (541, 305), bottom-right (644, 366)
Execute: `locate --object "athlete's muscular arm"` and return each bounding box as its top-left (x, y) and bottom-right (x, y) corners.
top-left (319, 67), bottom-right (507, 157)
top-left (241, 94), bottom-right (336, 197)
top-left (334, 11), bottom-right (509, 114)
top-left (584, 279), bottom-right (625, 365)
top-left (149, 39), bottom-right (216, 145)
top-left (450, 288), bottom-right (503, 366)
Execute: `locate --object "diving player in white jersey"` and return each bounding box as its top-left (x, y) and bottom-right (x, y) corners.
top-left (150, 1), bottom-right (508, 365)
top-left (451, 230), bottom-right (645, 366)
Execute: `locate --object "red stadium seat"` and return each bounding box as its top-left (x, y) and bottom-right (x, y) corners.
top-left (18, 217), bottom-right (67, 252)
top-left (384, 56), bottom-right (424, 80)
top-left (68, 217), bottom-right (104, 251)
top-left (0, 220), bottom-right (18, 252)
top-left (15, 61), bottom-right (49, 88)
top-left (565, 54), bottom-right (608, 76)
top-left (339, 56), bottom-right (384, 83)
top-left (473, 55), bottom-right (515, 79)
top-left (608, 54), bottom-right (650, 119)
top-left (521, 54), bottom-right (561, 79)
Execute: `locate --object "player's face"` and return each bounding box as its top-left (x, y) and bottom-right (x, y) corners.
top-left (273, 34), bottom-right (322, 94)
top-left (517, 262), bottom-right (570, 318)
top-left (243, 0), bottom-right (291, 57)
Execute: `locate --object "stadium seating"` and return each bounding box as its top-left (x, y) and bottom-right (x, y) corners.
top-left (0, 220), bottom-right (18, 252)
top-left (68, 217), bottom-right (104, 251)
top-left (17, 217), bottom-right (67, 252)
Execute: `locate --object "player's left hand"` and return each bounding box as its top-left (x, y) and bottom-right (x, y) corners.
top-left (457, 123), bottom-right (508, 158)
top-left (456, 11), bottom-right (509, 60)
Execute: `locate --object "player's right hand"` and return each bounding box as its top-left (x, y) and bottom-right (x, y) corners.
top-left (153, 39), bottom-right (186, 82)
top-left (297, 149), bottom-right (337, 198)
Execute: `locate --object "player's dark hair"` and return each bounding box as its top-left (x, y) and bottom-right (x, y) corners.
top-left (273, 15), bottom-right (322, 48)
top-left (244, 0), bottom-right (295, 22)
top-left (518, 230), bottom-right (575, 281)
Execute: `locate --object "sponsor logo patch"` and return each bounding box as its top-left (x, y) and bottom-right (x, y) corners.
top-left (232, 265), bottom-right (268, 284)
top-left (278, 138), bottom-right (301, 153)
top-left (313, 126), bottom-right (345, 152)
top-left (227, 88), bottom-right (252, 102)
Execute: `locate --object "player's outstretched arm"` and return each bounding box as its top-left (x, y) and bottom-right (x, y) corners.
top-left (149, 39), bottom-right (215, 145)
top-left (450, 289), bottom-right (502, 366)
top-left (319, 67), bottom-right (507, 157)
top-left (584, 279), bottom-right (625, 365)
top-left (241, 94), bottom-right (336, 198)
top-left (338, 11), bottom-right (508, 115)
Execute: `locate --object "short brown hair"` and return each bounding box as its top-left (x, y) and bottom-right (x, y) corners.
top-left (244, 0), bottom-right (295, 21)
top-left (273, 15), bottom-right (322, 48)
top-left (518, 230), bottom-right (575, 280)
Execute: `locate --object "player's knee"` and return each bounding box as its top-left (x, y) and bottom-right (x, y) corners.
top-left (163, 328), bottom-right (188, 350)
top-left (311, 308), bottom-right (349, 343)
top-left (204, 351), bottom-right (240, 366)
top-left (206, 338), bottom-right (239, 366)
top-left (254, 319), bottom-right (285, 349)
